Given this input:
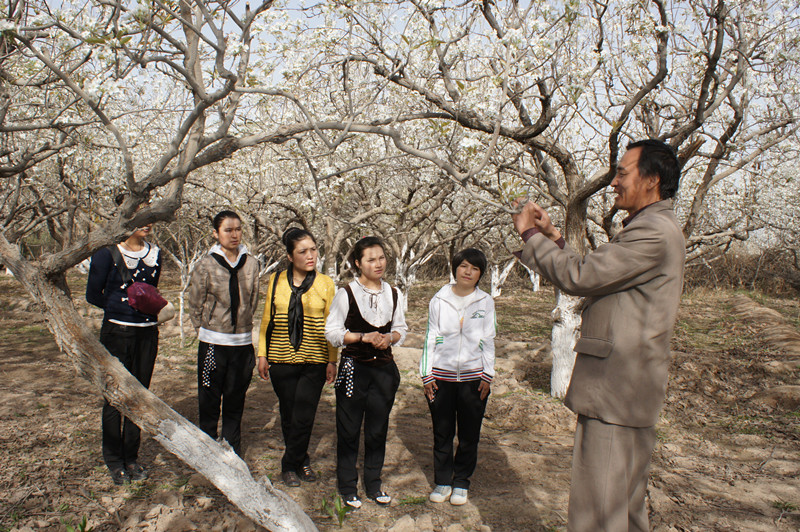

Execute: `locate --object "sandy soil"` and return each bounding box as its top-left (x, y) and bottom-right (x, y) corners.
top-left (0, 276), bottom-right (798, 531)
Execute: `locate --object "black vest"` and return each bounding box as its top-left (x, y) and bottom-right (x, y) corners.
top-left (341, 284), bottom-right (398, 367)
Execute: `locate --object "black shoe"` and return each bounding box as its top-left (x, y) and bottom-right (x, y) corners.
top-left (110, 468), bottom-right (130, 485)
top-left (299, 465), bottom-right (317, 482)
top-left (125, 463), bottom-right (148, 481)
top-left (342, 494), bottom-right (362, 509)
top-left (281, 470), bottom-right (301, 487)
top-left (367, 490), bottom-right (391, 506)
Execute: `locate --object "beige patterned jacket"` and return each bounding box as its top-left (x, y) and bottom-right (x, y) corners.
top-left (187, 252), bottom-right (260, 335)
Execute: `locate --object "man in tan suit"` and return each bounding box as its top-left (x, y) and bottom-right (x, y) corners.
top-left (513, 139), bottom-right (685, 531)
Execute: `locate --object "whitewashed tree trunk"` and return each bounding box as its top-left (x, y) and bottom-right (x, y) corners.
top-left (324, 256), bottom-right (339, 283)
top-left (258, 257), bottom-right (280, 279)
top-left (163, 250), bottom-right (205, 347)
top-left (402, 264), bottom-right (419, 313)
top-left (178, 269), bottom-right (189, 346)
top-left (321, 233), bottom-right (348, 285)
top-left (395, 258), bottom-right (410, 312)
top-left (520, 263), bottom-right (540, 293)
top-left (490, 259), bottom-right (516, 297)
top-left (490, 265), bottom-right (499, 296)
top-left (549, 290), bottom-right (583, 399)
top-left (394, 247), bottom-right (435, 312)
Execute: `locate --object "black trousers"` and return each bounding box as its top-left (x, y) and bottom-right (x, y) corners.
top-left (197, 342), bottom-right (255, 455)
top-left (268, 363), bottom-right (327, 473)
top-left (428, 379), bottom-right (488, 489)
top-left (99, 321), bottom-right (158, 470)
top-left (336, 360), bottom-right (400, 497)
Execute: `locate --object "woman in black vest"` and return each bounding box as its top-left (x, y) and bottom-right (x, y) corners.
top-left (325, 236), bottom-right (408, 509)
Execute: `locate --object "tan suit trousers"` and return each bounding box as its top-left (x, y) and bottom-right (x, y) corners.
top-left (568, 415), bottom-right (657, 532)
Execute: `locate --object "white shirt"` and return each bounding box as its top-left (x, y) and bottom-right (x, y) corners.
top-left (449, 289), bottom-right (476, 318)
top-left (325, 279), bottom-right (408, 348)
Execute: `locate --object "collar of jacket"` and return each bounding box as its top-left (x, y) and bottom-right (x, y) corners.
top-left (209, 243), bottom-right (249, 266)
top-left (435, 284), bottom-right (489, 308)
top-left (622, 198), bottom-right (674, 227)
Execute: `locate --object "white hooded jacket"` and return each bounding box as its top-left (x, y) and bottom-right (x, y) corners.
top-left (420, 284), bottom-right (496, 384)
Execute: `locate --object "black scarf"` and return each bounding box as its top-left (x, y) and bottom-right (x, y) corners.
top-left (286, 268), bottom-right (316, 350)
top-left (211, 252), bottom-right (246, 328)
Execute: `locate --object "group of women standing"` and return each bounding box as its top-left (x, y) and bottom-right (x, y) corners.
top-left (87, 209), bottom-right (495, 509)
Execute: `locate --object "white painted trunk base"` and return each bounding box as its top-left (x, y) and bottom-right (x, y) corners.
top-left (521, 263), bottom-right (540, 292)
top-left (549, 290), bottom-right (583, 399)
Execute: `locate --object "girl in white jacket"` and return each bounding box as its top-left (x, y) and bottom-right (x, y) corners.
top-left (420, 248), bottom-right (496, 506)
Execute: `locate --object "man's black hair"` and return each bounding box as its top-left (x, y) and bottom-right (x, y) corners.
top-left (627, 139), bottom-right (681, 199)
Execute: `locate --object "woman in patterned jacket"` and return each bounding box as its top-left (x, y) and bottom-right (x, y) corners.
top-left (188, 210), bottom-right (260, 456)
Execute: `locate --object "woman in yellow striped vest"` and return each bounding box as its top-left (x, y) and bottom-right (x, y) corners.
top-left (256, 228), bottom-right (337, 487)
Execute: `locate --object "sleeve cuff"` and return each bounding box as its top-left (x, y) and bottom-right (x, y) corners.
top-left (481, 373), bottom-right (493, 383)
top-left (521, 227), bottom-right (539, 242)
top-left (422, 375), bottom-right (435, 384)
top-left (515, 228), bottom-right (566, 252)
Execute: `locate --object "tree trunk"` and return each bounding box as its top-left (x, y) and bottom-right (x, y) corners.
top-left (3, 254), bottom-right (317, 531)
top-left (549, 290), bottom-right (582, 399)
top-left (324, 258), bottom-right (339, 282)
top-left (179, 277), bottom-right (190, 347)
top-left (546, 197), bottom-right (589, 398)
top-left (322, 234), bottom-right (345, 284)
top-left (395, 258), bottom-right (410, 312)
top-left (520, 263), bottom-right (540, 293)
top-left (489, 259), bottom-right (516, 297)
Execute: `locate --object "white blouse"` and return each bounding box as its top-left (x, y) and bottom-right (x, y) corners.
top-left (325, 280), bottom-right (408, 348)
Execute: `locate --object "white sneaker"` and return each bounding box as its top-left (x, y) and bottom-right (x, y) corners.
top-left (450, 487), bottom-right (468, 505)
top-left (429, 485), bottom-right (452, 503)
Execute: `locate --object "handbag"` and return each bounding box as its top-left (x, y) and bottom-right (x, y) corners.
top-left (107, 245), bottom-right (168, 316)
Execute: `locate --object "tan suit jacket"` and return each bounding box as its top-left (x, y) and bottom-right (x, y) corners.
top-left (521, 200), bottom-right (685, 427)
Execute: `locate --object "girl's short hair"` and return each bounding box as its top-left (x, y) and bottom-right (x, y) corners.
top-left (212, 210), bottom-right (241, 231)
top-left (451, 248), bottom-right (487, 282)
top-left (282, 227), bottom-right (316, 255)
top-left (348, 236), bottom-right (386, 274)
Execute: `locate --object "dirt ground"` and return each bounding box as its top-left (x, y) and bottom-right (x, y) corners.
top-left (0, 274), bottom-right (798, 532)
